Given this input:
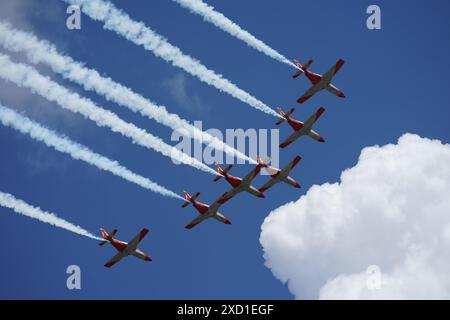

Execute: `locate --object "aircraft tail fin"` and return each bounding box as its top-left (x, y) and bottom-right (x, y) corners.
top-left (276, 107), bottom-right (295, 125)
top-left (182, 191), bottom-right (200, 208)
top-left (100, 228), bottom-right (108, 239)
top-left (256, 155), bottom-right (271, 168)
top-left (276, 108), bottom-right (286, 125)
top-left (304, 59), bottom-right (313, 69)
top-left (99, 228), bottom-right (117, 245)
top-left (293, 59), bottom-right (312, 78)
top-left (213, 163), bottom-right (233, 181)
top-left (293, 60), bottom-right (304, 78)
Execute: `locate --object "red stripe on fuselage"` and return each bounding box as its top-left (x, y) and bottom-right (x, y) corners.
top-left (288, 118), bottom-right (304, 131)
top-left (226, 175), bottom-right (242, 187)
top-left (305, 71), bottom-right (322, 85)
top-left (110, 239), bottom-right (127, 252)
top-left (193, 201), bottom-right (209, 214)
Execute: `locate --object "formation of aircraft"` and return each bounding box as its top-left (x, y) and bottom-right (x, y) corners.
top-left (178, 58), bottom-right (345, 232)
top-left (293, 59), bottom-right (345, 104)
top-left (101, 57), bottom-right (345, 267)
top-left (99, 228), bottom-right (152, 268)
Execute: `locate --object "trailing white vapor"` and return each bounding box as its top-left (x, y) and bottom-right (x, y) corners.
top-left (172, 0), bottom-right (296, 69)
top-left (0, 104), bottom-right (184, 200)
top-left (62, 0), bottom-right (280, 118)
top-left (0, 53), bottom-right (217, 176)
top-left (0, 191), bottom-right (102, 240)
top-left (0, 22), bottom-right (255, 165)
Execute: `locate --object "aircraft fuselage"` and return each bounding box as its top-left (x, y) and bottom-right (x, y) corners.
top-left (287, 117), bottom-right (305, 132)
top-left (109, 239), bottom-right (127, 252)
top-left (305, 70), bottom-right (322, 85)
top-left (225, 175), bottom-right (242, 188)
top-left (193, 201), bottom-right (210, 215)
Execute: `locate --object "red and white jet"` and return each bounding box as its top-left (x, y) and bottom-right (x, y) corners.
top-left (214, 158), bottom-right (269, 204)
top-left (276, 107), bottom-right (326, 148)
top-left (181, 191), bottom-right (231, 229)
top-left (293, 59), bottom-right (345, 104)
top-left (259, 156), bottom-right (302, 193)
top-left (99, 228), bottom-right (152, 268)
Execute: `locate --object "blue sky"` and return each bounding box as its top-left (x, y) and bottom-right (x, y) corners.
top-left (0, 0), bottom-right (449, 299)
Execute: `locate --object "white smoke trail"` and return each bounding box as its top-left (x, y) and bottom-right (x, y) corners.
top-left (0, 22), bottom-right (255, 164)
top-left (0, 191), bottom-right (102, 240)
top-left (0, 104), bottom-right (184, 200)
top-left (62, 0), bottom-right (280, 118)
top-left (0, 53), bottom-right (217, 175)
top-left (172, 0), bottom-right (297, 69)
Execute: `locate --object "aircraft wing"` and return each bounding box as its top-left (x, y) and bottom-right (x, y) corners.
top-left (218, 188), bottom-right (240, 204)
top-left (281, 156), bottom-right (302, 175)
top-left (212, 212), bottom-right (231, 225)
top-left (280, 130), bottom-right (302, 148)
top-left (321, 59), bottom-right (345, 84)
top-left (297, 83), bottom-right (322, 104)
top-left (246, 185), bottom-right (264, 197)
top-left (259, 178), bottom-right (278, 193)
top-left (185, 214), bottom-right (209, 229)
top-left (126, 228), bottom-right (149, 252)
top-left (303, 107), bottom-right (325, 130)
top-left (104, 250), bottom-right (128, 268)
top-left (241, 165), bottom-right (261, 184)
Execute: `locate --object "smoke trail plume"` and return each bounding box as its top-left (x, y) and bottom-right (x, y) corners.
top-left (0, 104), bottom-right (184, 200)
top-left (62, 0), bottom-right (280, 118)
top-left (0, 53), bottom-right (217, 175)
top-left (0, 22), bottom-right (255, 164)
top-left (172, 0), bottom-right (296, 68)
top-left (0, 191), bottom-right (102, 240)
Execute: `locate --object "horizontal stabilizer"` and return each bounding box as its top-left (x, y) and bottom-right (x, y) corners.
top-left (276, 107), bottom-right (295, 125)
top-left (100, 228), bottom-right (117, 241)
top-left (182, 191), bottom-right (200, 208)
top-left (256, 155), bottom-right (271, 167)
top-left (213, 164), bottom-right (233, 181)
top-left (293, 59), bottom-right (312, 78)
top-left (293, 69), bottom-right (303, 79)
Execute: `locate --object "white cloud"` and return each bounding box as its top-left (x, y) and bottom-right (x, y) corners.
top-left (260, 133), bottom-right (450, 299)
